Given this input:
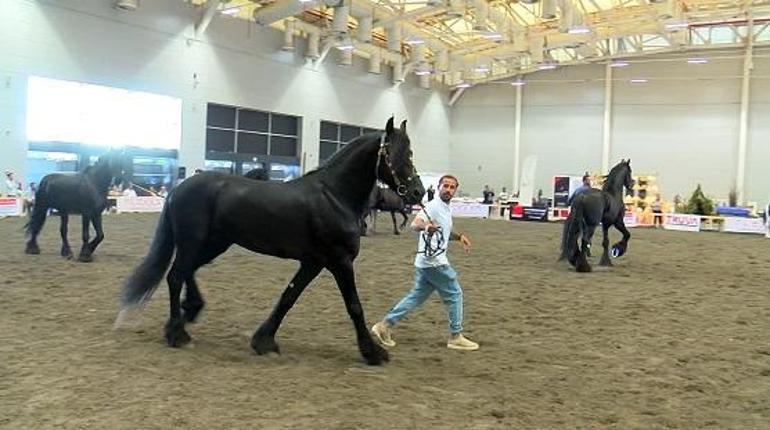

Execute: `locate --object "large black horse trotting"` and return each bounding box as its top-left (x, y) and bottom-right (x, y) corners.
top-left (119, 118), bottom-right (424, 365)
top-left (362, 186), bottom-right (413, 235)
top-left (25, 154), bottom-right (125, 262)
top-left (560, 159), bottom-right (635, 273)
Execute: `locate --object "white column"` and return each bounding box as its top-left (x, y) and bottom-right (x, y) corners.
top-left (513, 83), bottom-right (522, 192)
top-left (737, 17), bottom-right (754, 204)
top-left (601, 62), bottom-right (613, 173)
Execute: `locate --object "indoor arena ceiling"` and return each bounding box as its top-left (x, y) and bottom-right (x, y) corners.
top-left (187, 0), bottom-right (770, 88)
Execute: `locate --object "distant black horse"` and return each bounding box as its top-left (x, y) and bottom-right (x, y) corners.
top-left (560, 159), bottom-right (634, 272)
top-left (244, 168), bottom-right (270, 181)
top-left (25, 154), bottom-right (125, 262)
top-left (362, 186), bottom-right (412, 235)
top-left (119, 118), bottom-right (424, 365)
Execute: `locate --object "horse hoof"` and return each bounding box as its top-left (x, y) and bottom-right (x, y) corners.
top-left (61, 249), bottom-right (73, 259)
top-left (599, 260), bottom-right (613, 267)
top-left (77, 254), bottom-right (93, 263)
top-left (363, 343), bottom-right (390, 365)
top-left (251, 335), bottom-right (280, 355)
top-left (25, 246), bottom-right (40, 255)
top-left (164, 320), bottom-right (192, 347)
top-left (165, 329), bottom-right (192, 348)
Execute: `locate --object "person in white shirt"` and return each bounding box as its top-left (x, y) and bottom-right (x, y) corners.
top-left (371, 174), bottom-right (479, 351)
top-left (122, 184), bottom-right (137, 197)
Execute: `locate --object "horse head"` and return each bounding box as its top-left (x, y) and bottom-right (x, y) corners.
top-left (96, 152), bottom-right (130, 184)
top-left (606, 159), bottom-right (635, 196)
top-left (377, 117), bottom-right (425, 205)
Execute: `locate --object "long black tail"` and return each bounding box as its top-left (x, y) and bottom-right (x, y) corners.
top-left (25, 179), bottom-right (49, 237)
top-left (121, 204), bottom-right (175, 308)
top-left (562, 195), bottom-right (585, 267)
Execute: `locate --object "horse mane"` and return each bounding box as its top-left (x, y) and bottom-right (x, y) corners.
top-left (303, 132), bottom-right (383, 177)
top-left (602, 163), bottom-right (629, 192)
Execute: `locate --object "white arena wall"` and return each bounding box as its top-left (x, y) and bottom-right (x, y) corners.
top-left (0, 0), bottom-right (451, 182)
top-left (1, 0), bottom-right (767, 205)
top-left (452, 51), bottom-right (770, 204)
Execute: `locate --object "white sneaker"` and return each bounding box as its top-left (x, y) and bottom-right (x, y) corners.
top-left (447, 333), bottom-right (479, 351)
top-left (371, 321), bottom-right (396, 347)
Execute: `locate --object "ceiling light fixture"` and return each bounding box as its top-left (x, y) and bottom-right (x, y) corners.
top-left (687, 57), bottom-right (708, 64)
top-left (221, 6), bottom-right (241, 15)
top-left (568, 26), bottom-right (591, 35)
top-left (630, 78), bottom-right (648, 83)
top-left (610, 61), bottom-right (629, 68)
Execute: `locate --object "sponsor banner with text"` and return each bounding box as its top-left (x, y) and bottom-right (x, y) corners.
top-left (116, 196), bottom-right (164, 213)
top-left (663, 213), bottom-right (701, 232)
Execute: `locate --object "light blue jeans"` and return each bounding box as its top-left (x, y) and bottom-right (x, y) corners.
top-left (384, 265), bottom-right (464, 333)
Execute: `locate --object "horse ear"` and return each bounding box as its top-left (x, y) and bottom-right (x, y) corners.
top-left (626, 159), bottom-right (631, 166)
top-left (400, 119), bottom-right (407, 133)
top-left (386, 117), bottom-right (395, 135)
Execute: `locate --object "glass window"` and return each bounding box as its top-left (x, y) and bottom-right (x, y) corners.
top-left (237, 132), bottom-right (268, 155)
top-left (320, 121), bottom-right (339, 141)
top-left (204, 159), bottom-right (234, 174)
top-left (270, 163), bottom-right (301, 182)
top-left (270, 136), bottom-right (297, 157)
top-left (27, 76), bottom-right (182, 150)
top-left (238, 109), bottom-right (269, 132)
top-left (271, 114), bottom-right (298, 136)
top-left (207, 104), bottom-right (236, 128)
top-left (340, 125), bottom-right (361, 143)
top-left (206, 128), bottom-right (235, 152)
top-left (26, 151), bottom-right (79, 185)
top-left (320, 141), bottom-right (339, 161)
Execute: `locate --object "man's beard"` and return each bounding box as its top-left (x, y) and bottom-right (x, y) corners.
top-left (440, 192), bottom-right (452, 202)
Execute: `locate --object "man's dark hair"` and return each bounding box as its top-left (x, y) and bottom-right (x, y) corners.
top-left (439, 175), bottom-right (459, 187)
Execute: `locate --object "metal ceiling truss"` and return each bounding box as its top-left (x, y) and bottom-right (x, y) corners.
top-left (187, 0), bottom-right (770, 89)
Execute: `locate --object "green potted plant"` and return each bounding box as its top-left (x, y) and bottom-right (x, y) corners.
top-left (684, 184), bottom-right (714, 216)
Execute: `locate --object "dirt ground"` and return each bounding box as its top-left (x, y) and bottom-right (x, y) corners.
top-left (1, 212), bottom-right (769, 429)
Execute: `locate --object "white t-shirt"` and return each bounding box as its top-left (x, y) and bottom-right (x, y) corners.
top-left (414, 198), bottom-right (453, 268)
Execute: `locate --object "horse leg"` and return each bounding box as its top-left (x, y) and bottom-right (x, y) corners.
top-left (599, 223), bottom-right (612, 266)
top-left (59, 213), bottom-right (73, 259)
top-left (77, 214), bottom-right (92, 262)
top-left (612, 221), bottom-right (632, 258)
top-left (576, 227), bottom-right (594, 273)
top-left (182, 242), bottom-right (230, 323)
top-left (88, 212), bottom-right (105, 254)
top-left (390, 211), bottom-right (399, 235)
top-left (164, 256), bottom-right (194, 347)
top-left (25, 203), bottom-right (48, 254)
top-left (251, 261), bottom-right (323, 355)
top-left (327, 260), bottom-right (389, 365)
top-left (399, 210), bottom-right (408, 230)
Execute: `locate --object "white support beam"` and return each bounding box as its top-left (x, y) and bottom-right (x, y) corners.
top-left (314, 40), bottom-right (335, 70)
top-left (513, 82), bottom-right (522, 193)
top-left (194, 0), bottom-right (221, 39)
top-left (601, 61), bottom-right (613, 173)
top-left (736, 17), bottom-right (754, 204)
top-left (448, 87), bottom-right (466, 106)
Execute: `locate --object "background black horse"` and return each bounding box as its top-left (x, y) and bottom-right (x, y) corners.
top-left (119, 117), bottom-right (424, 365)
top-left (243, 168), bottom-right (269, 181)
top-left (361, 186), bottom-right (413, 235)
top-left (560, 159), bottom-right (634, 272)
top-left (25, 154), bottom-right (126, 262)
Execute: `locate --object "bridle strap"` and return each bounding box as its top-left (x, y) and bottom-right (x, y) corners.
top-left (376, 133), bottom-right (409, 196)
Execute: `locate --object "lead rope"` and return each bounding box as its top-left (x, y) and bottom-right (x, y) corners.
top-left (416, 203), bottom-right (445, 258)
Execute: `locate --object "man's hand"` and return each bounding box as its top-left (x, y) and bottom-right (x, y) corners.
top-left (459, 233), bottom-right (471, 254)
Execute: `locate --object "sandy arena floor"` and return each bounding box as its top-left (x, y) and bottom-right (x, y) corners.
top-left (1, 212), bottom-right (769, 429)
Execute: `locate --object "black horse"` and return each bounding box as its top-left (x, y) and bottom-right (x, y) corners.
top-left (25, 154), bottom-right (125, 262)
top-left (119, 118), bottom-right (424, 365)
top-left (243, 168), bottom-right (270, 181)
top-left (362, 186), bottom-right (412, 235)
top-left (560, 159), bottom-right (634, 272)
